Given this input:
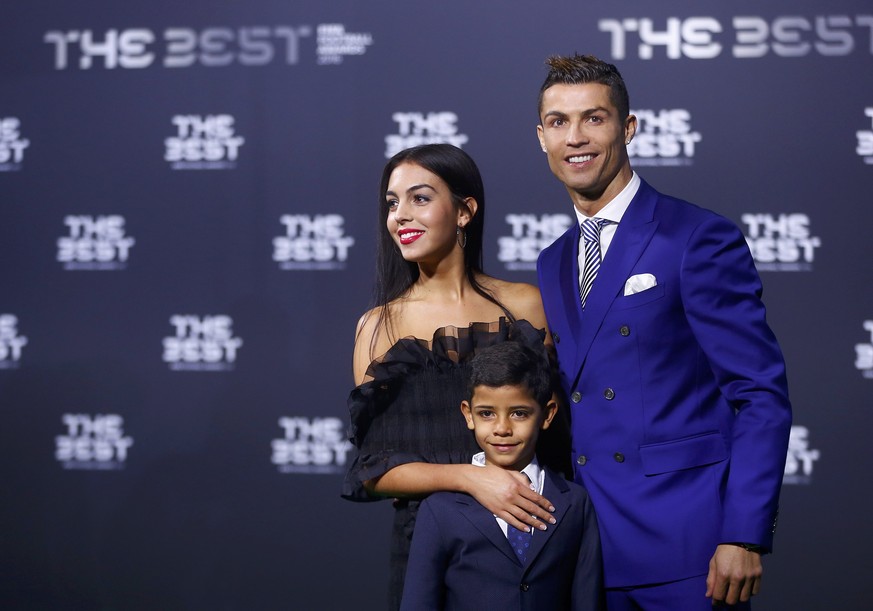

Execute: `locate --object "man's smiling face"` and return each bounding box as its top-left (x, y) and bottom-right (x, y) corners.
top-left (537, 82), bottom-right (636, 216)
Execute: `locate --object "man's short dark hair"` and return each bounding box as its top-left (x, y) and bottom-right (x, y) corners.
top-left (465, 341), bottom-right (552, 407)
top-left (537, 54), bottom-right (630, 121)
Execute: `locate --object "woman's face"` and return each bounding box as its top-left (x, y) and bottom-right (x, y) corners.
top-left (385, 162), bottom-right (463, 264)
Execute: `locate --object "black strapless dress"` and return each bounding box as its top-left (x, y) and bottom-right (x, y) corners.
top-left (342, 318), bottom-right (553, 611)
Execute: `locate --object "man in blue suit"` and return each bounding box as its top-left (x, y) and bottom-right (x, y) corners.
top-left (535, 55), bottom-right (792, 609)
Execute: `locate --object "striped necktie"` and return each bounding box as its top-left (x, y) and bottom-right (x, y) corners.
top-left (580, 217), bottom-right (610, 308)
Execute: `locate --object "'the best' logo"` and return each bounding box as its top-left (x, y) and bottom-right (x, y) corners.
top-left (271, 417), bottom-right (354, 474)
top-left (273, 214), bottom-right (355, 270)
top-left (0, 117), bottom-right (30, 171)
top-left (741, 213), bottom-right (821, 271)
top-left (44, 27), bottom-right (314, 70)
top-left (599, 15), bottom-right (873, 60)
top-left (783, 425), bottom-right (820, 485)
top-left (55, 414), bottom-right (134, 470)
top-left (165, 114), bottom-right (244, 169)
top-left (162, 315), bottom-right (243, 371)
top-left (0, 314), bottom-right (28, 369)
top-left (57, 215), bottom-right (135, 270)
top-left (628, 109), bottom-right (701, 166)
top-left (498, 214), bottom-right (573, 271)
top-left (384, 112), bottom-right (469, 159)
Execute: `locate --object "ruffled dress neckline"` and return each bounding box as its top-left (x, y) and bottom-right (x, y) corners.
top-left (361, 318), bottom-right (527, 383)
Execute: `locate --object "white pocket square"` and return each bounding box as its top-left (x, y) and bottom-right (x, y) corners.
top-left (624, 273), bottom-right (657, 296)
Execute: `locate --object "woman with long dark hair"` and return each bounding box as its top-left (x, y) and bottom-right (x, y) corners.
top-left (343, 144), bottom-right (560, 609)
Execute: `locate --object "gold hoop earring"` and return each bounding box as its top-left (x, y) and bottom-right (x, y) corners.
top-left (456, 226), bottom-right (467, 249)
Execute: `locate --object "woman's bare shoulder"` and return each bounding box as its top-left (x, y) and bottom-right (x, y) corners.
top-left (352, 300), bottom-right (413, 384)
top-left (355, 306), bottom-right (379, 338)
top-left (478, 275), bottom-right (548, 329)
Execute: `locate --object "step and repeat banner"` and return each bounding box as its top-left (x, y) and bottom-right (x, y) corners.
top-left (2, 1), bottom-right (871, 609)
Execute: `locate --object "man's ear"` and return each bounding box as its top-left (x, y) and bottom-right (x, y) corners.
top-left (540, 400), bottom-right (558, 430)
top-left (460, 401), bottom-right (475, 431)
top-left (624, 114), bottom-right (638, 145)
top-left (536, 124), bottom-right (546, 152)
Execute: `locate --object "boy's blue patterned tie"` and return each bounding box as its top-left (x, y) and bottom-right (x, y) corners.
top-left (506, 473), bottom-right (533, 564)
top-left (506, 522), bottom-right (532, 564)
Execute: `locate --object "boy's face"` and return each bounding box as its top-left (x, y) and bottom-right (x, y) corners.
top-left (461, 385), bottom-right (557, 472)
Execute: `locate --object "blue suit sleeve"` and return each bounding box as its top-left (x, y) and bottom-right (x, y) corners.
top-left (680, 215), bottom-right (792, 549)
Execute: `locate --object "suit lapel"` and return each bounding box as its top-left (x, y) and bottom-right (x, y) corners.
top-left (554, 221), bottom-right (584, 336)
top-left (572, 181), bottom-right (660, 377)
top-left (454, 493), bottom-right (519, 565)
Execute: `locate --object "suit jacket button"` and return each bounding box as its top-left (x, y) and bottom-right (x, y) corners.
top-left (571, 391), bottom-right (582, 403)
top-left (603, 388), bottom-right (615, 400)
top-left (520, 583), bottom-right (530, 592)
top-left (577, 455), bottom-right (587, 466)
top-left (614, 452), bottom-right (625, 463)
top-left (620, 325), bottom-right (630, 336)
top-left (553, 332), bottom-right (560, 343)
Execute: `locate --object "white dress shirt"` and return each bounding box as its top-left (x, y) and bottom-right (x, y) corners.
top-left (575, 171), bottom-right (641, 290)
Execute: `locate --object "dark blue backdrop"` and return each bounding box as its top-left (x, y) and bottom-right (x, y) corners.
top-left (2, 2), bottom-right (872, 609)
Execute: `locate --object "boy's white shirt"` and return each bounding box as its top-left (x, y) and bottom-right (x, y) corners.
top-left (471, 451), bottom-right (545, 537)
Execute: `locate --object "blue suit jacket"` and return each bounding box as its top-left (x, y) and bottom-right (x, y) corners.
top-left (400, 468), bottom-right (603, 611)
top-left (536, 179), bottom-right (792, 588)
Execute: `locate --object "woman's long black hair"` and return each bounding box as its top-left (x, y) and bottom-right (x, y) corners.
top-left (366, 144), bottom-right (514, 356)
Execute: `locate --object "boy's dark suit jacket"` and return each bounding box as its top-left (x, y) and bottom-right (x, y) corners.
top-left (400, 467), bottom-right (603, 611)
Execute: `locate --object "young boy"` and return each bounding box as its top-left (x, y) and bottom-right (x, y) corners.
top-left (400, 341), bottom-right (603, 610)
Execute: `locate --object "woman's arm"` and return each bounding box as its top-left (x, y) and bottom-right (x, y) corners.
top-left (367, 462), bottom-right (556, 532)
top-left (353, 309), bottom-right (382, 385)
